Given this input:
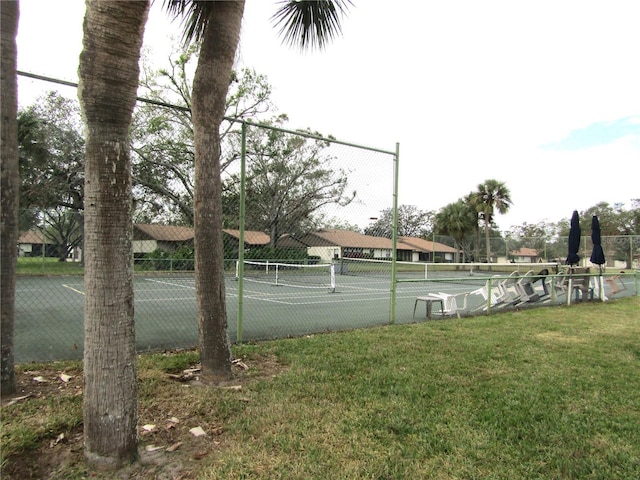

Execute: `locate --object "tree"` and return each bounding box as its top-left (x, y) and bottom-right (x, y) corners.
top-left (132, 45), bottom-right (274, 224)
top-left (17, 93), bottom-right (85, 260)
top-left (15, 57), bottom-right (273, 228)
top-left (163, 1), bottom-right (245, 382)
top-left (78, 0), bottom-right (149, 468)
top-left (434, 200), bottom-right (477, 263)
top-left (164, 0), bottom-right (351, 382)
top-left (468, 179), bottom-right (512, 263)
top-left (1, 0), bottom-right (19, 397)
top-left (18, 92), bottom-right (85, 215)
top-left (504, 221), bottom-right (556, 260)
top-left (224, 115), bottom-right (355, 245)
top-left (42, 207), bottom-right (83, 261)
top-left (365, 204), bottom-right (434, 238)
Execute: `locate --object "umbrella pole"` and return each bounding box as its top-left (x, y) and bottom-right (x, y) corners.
top-left (599, 266), bottom-right (606, 302)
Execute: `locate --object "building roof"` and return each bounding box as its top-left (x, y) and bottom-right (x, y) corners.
top-left (133, 224), bottom-right (271, 246)
top-left (134, 224), bottom-right (195, 242)
top-left (511, 247), bottom-right (539, 257)
top-left (276, 234), bottom-right (309, 249)
top-left (18, 230), bottom-right (51, 244)
top-left (298, 229), bottom-right (394, 249)
top-left (397, 236), bottom-right (458, 254)
top-left (223, 229), bottom-right (270, 246)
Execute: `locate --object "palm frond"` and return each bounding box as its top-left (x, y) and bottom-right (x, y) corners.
top-left (162, 0), bottom-right (215, 44)
top-left (271, 0), bottom-right (352, 51)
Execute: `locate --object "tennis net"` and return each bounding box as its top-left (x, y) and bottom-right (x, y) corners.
top-left (338, 259), bottom-right (559, 285)
top-left (338, 258), bottom-right (428, 280)
top-left (237, 260), bottom-right (336, 291)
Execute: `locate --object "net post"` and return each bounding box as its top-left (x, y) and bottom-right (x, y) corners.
top-left (330, 263), bottom-right (336, 293)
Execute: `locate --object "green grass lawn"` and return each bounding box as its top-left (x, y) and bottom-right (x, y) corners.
top-left (2, 296), bottom-right (639, 479)
top-left (16, 257), bottom-right (84, 275)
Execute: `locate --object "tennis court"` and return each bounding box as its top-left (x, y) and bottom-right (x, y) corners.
top-left (15, 263), bottom-right (637, 363)
top-left (14, 266), bottom-right (478, 363)
top-left (12, 272), bottom-right (423, 362)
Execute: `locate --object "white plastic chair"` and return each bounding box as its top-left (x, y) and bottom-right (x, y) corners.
top-left (432, 292), bottom-right (470, 318)
top-left (471, 276), bottom-right (506, 309)
top-left (605, 274), bottom-right (626, 296)
top-left (498, 272), bottom-right (523, 305)
top-left (514, 270), bottom-right (541, 304)
top-left (471, 273), bottom-right (521, 310)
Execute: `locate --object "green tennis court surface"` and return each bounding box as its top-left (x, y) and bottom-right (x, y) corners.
top-left (15, 269), bottom-right (635, 363)
top-left (15, 274), bottom-right (437, 363)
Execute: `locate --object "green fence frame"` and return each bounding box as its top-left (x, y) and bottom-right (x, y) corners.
top-left (233, 119), bottom-right (399, 341)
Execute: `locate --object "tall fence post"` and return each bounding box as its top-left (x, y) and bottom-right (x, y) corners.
top-left (236, 122), bottom-right (247, 343)
top-left (390, 143), bottom-right (400, 325)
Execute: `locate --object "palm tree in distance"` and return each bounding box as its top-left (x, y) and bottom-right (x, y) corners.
top-left (469, 179), bottom-right (512, 264)
top-left (162, 0), bottom-right (352, 383)
top-left (435, 200), bottom-right (477, 264)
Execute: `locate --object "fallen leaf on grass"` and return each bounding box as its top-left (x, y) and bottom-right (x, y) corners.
top-left (32, 376), bottom-right (46, 383)
top-left (232, 359), bottom-right (249, 370)
top-left (141, 424), bottom-right (157, 434)
top-left (144, 445), bottom-right (164, 452)
top-left (166, 442), bottom-right (183, 452)
top-left (193, 450), bottom-right (210, 460)
top-left (59, 373), bottom-right (73, 383)
top-left (167, 372), bottom-right (196, 382)
top-left (189, 426), bottom-right (206, 437)
top-left (49, 433), bottom-right (66, 448)
top-left (2, 393), bottom-right (31, 406)
top-left (222, 385), bottom-right (242, 392)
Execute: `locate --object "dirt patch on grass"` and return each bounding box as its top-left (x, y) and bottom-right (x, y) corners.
top-left (1, 352), bottom-right (287, 479)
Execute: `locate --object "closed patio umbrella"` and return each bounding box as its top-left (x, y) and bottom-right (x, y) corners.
top-left (589, 215), bottom-right (606, 301)
top-left (564, 210), bottom-right (582, 305)
top-left (589, 215), bottom-right (605, 267)
top-left (566, 210), bottom-right (581, 266)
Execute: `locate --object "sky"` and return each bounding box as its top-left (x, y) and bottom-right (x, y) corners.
top-left (15, 0), bottom-right (640, 232)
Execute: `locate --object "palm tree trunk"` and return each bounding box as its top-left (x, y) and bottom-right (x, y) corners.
top-left (484, 222), bottom-right (492, 264)
top-left (1, 0), bottom-right (19, 397)
top-left (192, 1), bottom-right (245, 383)
top-left (78, 0), bottom-right (149, 468)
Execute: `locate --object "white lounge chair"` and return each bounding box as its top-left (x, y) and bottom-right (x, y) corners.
top-left (431, 292), bottom-right (470, 318)
top-left (605, 273), bottom-right (626, 296)
top-left (513, 270), bottom-right (541, 304)
top-left (471, 272), bottom-right (520, 310)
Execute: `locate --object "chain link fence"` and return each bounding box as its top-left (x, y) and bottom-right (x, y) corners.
top-left (14, 72), bottom-right (639, 364)
top-left (16, 120), bottom-right (402, 363)
top-left (432, 234), bottom-right (640, 269)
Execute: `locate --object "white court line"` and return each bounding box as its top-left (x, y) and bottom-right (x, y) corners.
top-left (136, 297), bottom-right (195, 303)
top-left (63, 283), bottom-right (195, 302)
top-left (145, 278), bottom-right (195, 290)
top-left (225, 288), bottom-right (423, 306)
top-left (63, 284), bottom-right (85, 295)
